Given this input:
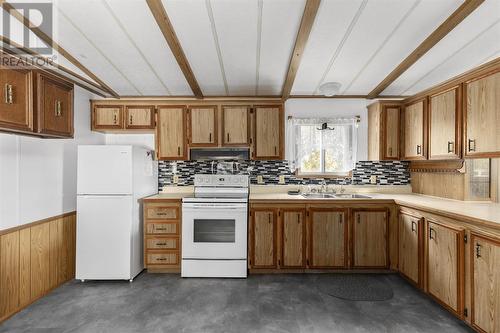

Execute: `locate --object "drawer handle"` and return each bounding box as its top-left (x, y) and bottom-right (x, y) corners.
top-left (157, 212), bottom-right (170, 216)
top-left (475, 243), bottom-right (481, 258)
top-left (468, 139), bottom-right (476, 152)
top-left (156, 258), bottom-right (167, 261)
top-left (4, 84), bottom-right (13, 104)
top-left (177, 146), bottom-right (181, 155)
top-left (55, 100), bottom-right (62, 117)
top-left (447, 141), bottom-right (454, 153)
top-left (155, 227), bottom-right (167, 231)
top-left (209, 133), bottom-right (212, 142)
top-left (156, 242), bottom-right (168, 246)
top-left (274, 146), bottom-right (277, 155)
top-left (416, 145), bottom-right (421, 155)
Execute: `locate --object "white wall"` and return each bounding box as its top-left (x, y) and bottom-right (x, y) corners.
top-left (105, 134), bottom-right (155, 150)
top-left (0, 86), bottom-right (105, 230)
top-left (284, 98), bottom-right (369, 160)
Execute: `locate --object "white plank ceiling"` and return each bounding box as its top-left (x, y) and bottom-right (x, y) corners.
top-left (1, 0), bottom-right (499, 98)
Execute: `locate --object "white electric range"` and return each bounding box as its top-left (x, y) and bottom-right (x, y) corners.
top-left (181, 174), bottom-right (249, 278)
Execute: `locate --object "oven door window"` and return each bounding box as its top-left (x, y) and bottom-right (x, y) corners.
top-left (193, 219), bottom-right (235, 243)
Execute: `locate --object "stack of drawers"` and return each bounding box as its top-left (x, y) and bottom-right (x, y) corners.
top-left (143, 200), bottom-right (181, 272)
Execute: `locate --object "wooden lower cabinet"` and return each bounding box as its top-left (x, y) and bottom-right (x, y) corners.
top-left (308, 208), bottom-right (347, 268)
top-left (470, 233), bottom-right (500, 333)
top-left (426, 219), bottom-right (465, 317)
top-left (250, 209), bottom-right (278, 268)
top-left (352, 209), bottom-right (389, 268)
top-left (399, 211), bottom-right (422, 285)
top-left (143, 200), bottom-right (182, 272)
top-left (280, 209), bottom-right (306, 268)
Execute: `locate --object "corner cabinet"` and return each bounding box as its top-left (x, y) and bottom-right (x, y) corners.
top-left (470, 233), bottom-right (500, 333)
top-left (428, 86), bottom-right (461, 160)
top-left (156, 106), bottom-right (187, 160)
top-left (367, 101), bottom-right (401, 160)
top-left (403, 99), bottom-right (427, 160)
top-left (352, 209), bottom-right (389, 268)
top-left (426, 219), bottom-right (465, 318)
top-left (464, 70), bottom-right (500, 158)
top-left (253, 105), bottom-right (283, 160)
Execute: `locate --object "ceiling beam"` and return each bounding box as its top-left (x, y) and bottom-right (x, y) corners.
top-left (146, 0), bottom-right (203, 98)
top-left (1, 2), bottom-right (120, 98)
top-left (367, 0), bottom-right (485, 99)
top-left (281, 0), bottom-right (321, 100)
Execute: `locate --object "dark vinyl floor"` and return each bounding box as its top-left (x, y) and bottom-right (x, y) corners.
top-left (0, 273), bottom-right (473, 333)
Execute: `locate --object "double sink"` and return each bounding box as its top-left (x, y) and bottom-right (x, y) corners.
top-left (301, 193), bottom-right (372, 199)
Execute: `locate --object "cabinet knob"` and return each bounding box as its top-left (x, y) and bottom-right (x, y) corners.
top-left (468, 139), bottom-right (476, 152)
top-left (4, 84), bottom-right (13, 104)
top-left (54, 100), bottom-right (62, 117)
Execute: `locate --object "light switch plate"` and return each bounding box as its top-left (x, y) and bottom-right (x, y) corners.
top-left (278, 175), bottom-right (285, 184)
top-left (173, 175), bottom-right (179, 184)
top-left (257, 175), bottom-right (264, 184)
top-left (370, 175), bottom-right (377, 184)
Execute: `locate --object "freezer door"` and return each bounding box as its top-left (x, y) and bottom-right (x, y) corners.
top-left (77, 145), bottom-right (132, 195)
top-left (76, 195), bottom-right (133, 280)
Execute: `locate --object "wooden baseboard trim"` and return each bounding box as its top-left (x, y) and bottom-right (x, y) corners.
top-left (0, 211), bottom-right (76, 236)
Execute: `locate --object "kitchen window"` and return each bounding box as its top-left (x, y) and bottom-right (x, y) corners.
top-left (286, 117), bottom-right (359, 176)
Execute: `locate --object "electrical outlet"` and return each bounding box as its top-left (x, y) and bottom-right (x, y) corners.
top-left (278, 175), bottom-right (285, 184)
top-left (370, 175), bottom-right (377, 184)
top-left (173, 175), bottom-right (179, 184)
top-left (257, 175), bottom-right (264, 184)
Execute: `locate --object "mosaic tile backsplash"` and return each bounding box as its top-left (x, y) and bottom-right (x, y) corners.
top-left (158, 160), bottom-right (410, 189)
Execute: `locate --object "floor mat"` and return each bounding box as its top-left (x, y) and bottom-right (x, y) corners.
top-left (316, 274), bottom-right (394, 301)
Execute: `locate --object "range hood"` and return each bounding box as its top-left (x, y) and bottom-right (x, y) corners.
top-left (190, 148), bottom-right (249, 161)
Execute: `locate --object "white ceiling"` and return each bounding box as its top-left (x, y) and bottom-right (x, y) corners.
top-left (1, 0), bottom-right (499, 98)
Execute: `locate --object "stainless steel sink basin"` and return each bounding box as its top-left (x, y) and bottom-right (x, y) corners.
top-left (301, 193), bottom-right (336, 198)
top-left (334, 193), bottom-right (372, 199)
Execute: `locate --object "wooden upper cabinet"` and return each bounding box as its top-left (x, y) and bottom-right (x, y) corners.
top-left (367, 101), bottom-right (400, 160)
top-left (222, 106), bottom-right (249, 146)
top-left (125, 105), bottom-right (155, 129)
top-left (35, 73), bottom-right (74, 138)
top-left (254, 106), bottom-right (283, 159)
top-left (352, 209), bottom-right (388, 268)
top-left (399, 212), bottom-right (421, 286)
top-left (426, 219), bottom-right (464, 317)
top-left (280, 209), bottom-right (306, 268)
top-left (308, 209), bottom-right (346, 268)
top-left (188, 106), bottom-right (217, 146)
top-left (250, 209), bottom-right (277, 269)
top-left (470, 233), bottom-right (500, 333)
top-left (93, 105), bottom-right (124, 130)
top-left (0, 67), bottom-right (33, 133)
top-left (428, 87), bottom-right (460, 159)
top-left (156, 106), bottom-right (187, 160)
top-left (465, 70), bottom-right (500, 158)
top-left (403, 100), bottom-right (427, 160)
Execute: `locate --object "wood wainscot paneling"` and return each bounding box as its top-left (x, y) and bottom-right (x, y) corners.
top-left (0, 212), bottom-right (76, 323)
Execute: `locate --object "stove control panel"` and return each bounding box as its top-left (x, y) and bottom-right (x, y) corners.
top-left (194, 174), bottom-right (249, 187)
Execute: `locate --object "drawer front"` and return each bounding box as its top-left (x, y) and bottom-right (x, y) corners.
top-left (146, 222), bottom-right (178, 235)
top-left (146, 237), bottom-right (179, 250)
top-left (146, 206), bottom-right (179, 220)
top-left (147, 252), bottom-right (179, 265)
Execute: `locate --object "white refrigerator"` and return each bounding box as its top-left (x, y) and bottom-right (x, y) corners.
top-left (76, 145), bottom-right (157, 281)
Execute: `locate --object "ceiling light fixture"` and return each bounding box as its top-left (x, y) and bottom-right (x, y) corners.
top-left (319, 82), bottom-right (342, 97)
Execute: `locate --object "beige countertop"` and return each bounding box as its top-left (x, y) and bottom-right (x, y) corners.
top-left (143, 185), bottom-right (500, 227)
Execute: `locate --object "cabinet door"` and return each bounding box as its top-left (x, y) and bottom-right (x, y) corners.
top-left (426, 220), bottom-right (464, 316)
top-left (93, 105), bottom-right (124, 130)
top-left (471, 234), bottom-right (500, 333)
top-left (222, 106), bottom-right (249, 145)
top-left (156, 106), bottom-right (187, 160)
top-left (429, 87), bottom-right (460, 159)
top-left (125, 105), bottom-right (155, 129)
top-left (280, 209), bottom-right (306, 268)
top-left (403, 100), bottom-right (426, 160)
top-left (250, 209), bottom-right (277, 268)
top-left (352, 210), bottom-right (388, 268)
top-left (309, 209), bottom-right (346, 268)
top-left (0, 231), bottom-right (20, 318)
top-left (465, 71), bottom-right (500, 157)
top-left (188, 106), bottom-right (217, 146)
top-left (367, 102), bottom-right (381, 160)
top-left (0, 67), bottom-right (32, 132)
top-left (383, 106), bottom-right (400, 159)
top-left (399, 212), bottom-right (421, 285)
top-left (36, 73), bottom-right (74, 137)
top-left (254, 106), bottom-right (282, 159)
